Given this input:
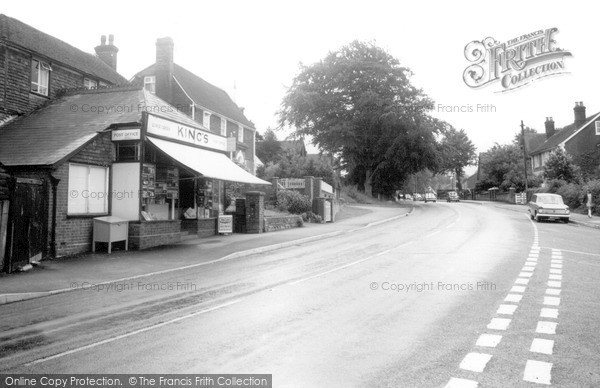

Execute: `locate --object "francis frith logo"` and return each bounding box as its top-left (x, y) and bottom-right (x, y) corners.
top-left (463, 28), bottom-right (572, 92)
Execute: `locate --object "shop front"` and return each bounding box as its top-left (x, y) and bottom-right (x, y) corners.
top-left (111, 113), bottom-right (269, 250)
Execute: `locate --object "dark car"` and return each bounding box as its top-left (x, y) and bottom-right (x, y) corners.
top-left (447, 191), bottom-right (460, 202)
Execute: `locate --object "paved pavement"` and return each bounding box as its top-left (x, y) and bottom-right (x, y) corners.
top-left (0, 204), bottom-right (413, 304)
top-left (462, 200), bottom-right (600, 229)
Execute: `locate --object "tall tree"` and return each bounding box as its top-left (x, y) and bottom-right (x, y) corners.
top-left (255, 128), bottom-right (282, 165)
top-left (279, 40), bottom-right (440, 196)
top-left (438, 126), bottom-right (477, 190)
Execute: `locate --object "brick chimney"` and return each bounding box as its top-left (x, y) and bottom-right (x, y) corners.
top-left (574, 101), bottom-right (586, 127)
top-left (544, 117), bottom-right (555, 139)
top-left (155, 37), bottom-right (174, 103)
top-left (94, 34), bottom-right (118, 71)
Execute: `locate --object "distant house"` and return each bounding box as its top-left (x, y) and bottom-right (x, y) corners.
top-left (132, 38), bottom-right (257, 173)
top-left (0, 14), bottom-right (126, 123)
top-left (279, 139), bottom-right (307, 157)
top-left (530, 102), bottom-right (600, 176)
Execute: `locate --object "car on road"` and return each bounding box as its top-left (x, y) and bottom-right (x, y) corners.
top-left (446, 191), bottom-right (460, 202)
top-left (413, 193), bottom-right (423, 201)
top-left (528, 193), bottom-right (570, 223)
top-left (424, 192), bottom-right (437, 203)
top-left (404, 194), bottom-right (413, 201)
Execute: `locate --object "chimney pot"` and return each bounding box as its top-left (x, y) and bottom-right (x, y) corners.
top-left (95, 35), bottom-right (119, 71)
top-left (545, 116), bottom-right (556, 139)
top-left (574, 101), bottom-right (586, 127)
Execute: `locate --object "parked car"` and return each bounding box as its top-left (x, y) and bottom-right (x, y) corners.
top-left (447, 191), bottom-right (460, 202)
top-left (528, 193), bottom-right (570, 223)
top-left (404, 194), bottom-right (413, 201)
top-left (424, 192), bottom-right (437, 203)
top-left (413, 193), bottom-right (424, 201)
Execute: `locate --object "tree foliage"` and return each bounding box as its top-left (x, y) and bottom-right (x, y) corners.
top-left (255, 128), bottom-right (282, 165)
top-left (279, 40), bottom-right (440, 196)
top-left (543, 148), bottom-right (581, 183)
top-left (476, 143), bottom-right (541, 191)
top-left (438, 126), bottom-right (477, 190)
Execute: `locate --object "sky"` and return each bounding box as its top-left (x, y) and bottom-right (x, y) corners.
top-left (3, 0), bottom-right (598, 160)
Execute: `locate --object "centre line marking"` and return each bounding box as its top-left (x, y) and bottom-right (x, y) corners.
top-left (515, 278), bottom-right (530, 285)
top-left (511, 285), bottom-right (527, 293)
top-left (543, 296), bottom-right (561, 306)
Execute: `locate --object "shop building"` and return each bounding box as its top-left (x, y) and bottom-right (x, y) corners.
top-left (132, 38), bottom-right (257, 174)
top-left (0, 86), bottom-right (268, 272)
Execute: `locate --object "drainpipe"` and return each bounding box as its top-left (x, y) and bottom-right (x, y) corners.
top-left (49, 174), bottom-right (60, 258)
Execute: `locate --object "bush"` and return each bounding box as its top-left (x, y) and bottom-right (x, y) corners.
top-left (276, 190), bottom-right (312, 214)
top-left (341, 185), bottom-right (374, 204)
top-left (556, 182), bottom-right (583, 209)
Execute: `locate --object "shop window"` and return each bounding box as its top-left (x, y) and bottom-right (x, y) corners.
top-left (84, 78), bottom-right (97, 89)
top-left (67, 164), bottom-right (109, 215)
top-left (144, 76), bottom-right (156, 94)
top-left (31, 59), bottom-right (51, 96)
top-left (220, 118), bottom-right (227, 136)
top-left (116, 142), bottom-right (140, 161)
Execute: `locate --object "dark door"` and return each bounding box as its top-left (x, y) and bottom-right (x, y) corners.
top-left (6, 178), bottom-right (47, 272)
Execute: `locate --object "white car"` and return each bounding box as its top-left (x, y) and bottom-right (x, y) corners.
top-left (528, 193), bottom-right (570, 223)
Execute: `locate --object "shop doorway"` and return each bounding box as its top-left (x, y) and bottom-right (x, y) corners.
top-left (5, 178), bottom-right (47, 272)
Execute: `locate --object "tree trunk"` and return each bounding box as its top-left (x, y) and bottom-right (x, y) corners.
top-left (364, 169), bottom-right (373, 197)
top-left (455, 168), bottom-right (463, 191)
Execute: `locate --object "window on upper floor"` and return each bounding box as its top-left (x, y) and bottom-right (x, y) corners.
top-left (238, 124), bottom-right (244, 143)
top-left (31, 59), bottom-right (51, 96)
top-left (220, 118), bottom-right (227, 136)
top-left (84, 78), bottom-right (98, 89)
top-left (203, 112), bottom-right (211, 129)
top-left (144, 76), bottom-right (156, 94)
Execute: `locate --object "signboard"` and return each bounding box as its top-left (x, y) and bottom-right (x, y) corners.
top-left (112, 128), bottom-right (141, 141)
top-left (218, 215), bottom-right (233, 234)
top-left (146, 114), bottom-right (228, 152)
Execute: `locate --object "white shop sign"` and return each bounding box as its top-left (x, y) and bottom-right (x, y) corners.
top-left (218, 215), bottom-right (233, 234)
top-left (146, 114), bottom-right (230, 152)
top-left (112, 128), bottom-right (141, 141)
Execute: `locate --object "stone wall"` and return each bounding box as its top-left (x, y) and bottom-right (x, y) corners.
top-left (264, 215), bottom-right (303, 232)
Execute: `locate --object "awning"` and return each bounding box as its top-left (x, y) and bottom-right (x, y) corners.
top-left (147, 136), bottom-right (270, 185)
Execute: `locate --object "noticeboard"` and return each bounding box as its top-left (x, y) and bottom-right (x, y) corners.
top-left (218, 215), bottom-right (233, 234)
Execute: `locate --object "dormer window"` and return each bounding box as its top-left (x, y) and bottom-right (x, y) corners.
top-left (84, 78), bottom-right (98, 89)
top-left (31, 59), bottom-right (51, 96)
top-left (144, 76), bottom-right (156, 94)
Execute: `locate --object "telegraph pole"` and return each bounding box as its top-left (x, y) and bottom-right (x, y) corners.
top-left (521, 120), bottom-right (528, 194)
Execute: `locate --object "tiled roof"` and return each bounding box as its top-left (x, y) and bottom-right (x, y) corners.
top-left (530, 111), bottom-right (600, 155)
top-left (523, 133), bottom-right (547, 156)
top-left (0, 87), bottom-right (203, 166)
top-left (134, 63), bottom-right (254, 128)
top-left (0, 14), bottom-right (127, 85)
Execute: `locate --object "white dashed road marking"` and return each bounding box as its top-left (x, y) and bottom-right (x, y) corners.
top-left (476, 334), bottom-right (503, 348)
top-left (444, 377), bottom-right (479, 388)
top-left (504, 294), bottom-right (523, 303)
top-left (524, 360), bottom-right (553, 385)
top-left (530, 338), bottom-right (554, 355)
top-left (543, 296), bottom-right (560, 306)
top-left (487, 317), bottom-right (511, 331)
top-left (536, 321), bottom-right (558, 335)
top-left (540, 308), bottom-right (559, 319)
top-left (459, 352), bottom-right (492, 373)
top-left (497, 304), bottom-right (518, 315)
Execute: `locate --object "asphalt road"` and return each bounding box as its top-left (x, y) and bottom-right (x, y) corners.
top-left (1, 202), bottom-right (599, 387)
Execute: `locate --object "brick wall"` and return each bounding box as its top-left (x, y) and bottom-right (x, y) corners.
top-left (565, 121), bottom-right (600, 160)
top-left (197, 218), bottom-right (216, 238)
top-left (128, 220), bottom-right (181, 250)
top-left (264, 215), bottom-right (303, 232)
top-left (0, 44), bottom-right (100, 115)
